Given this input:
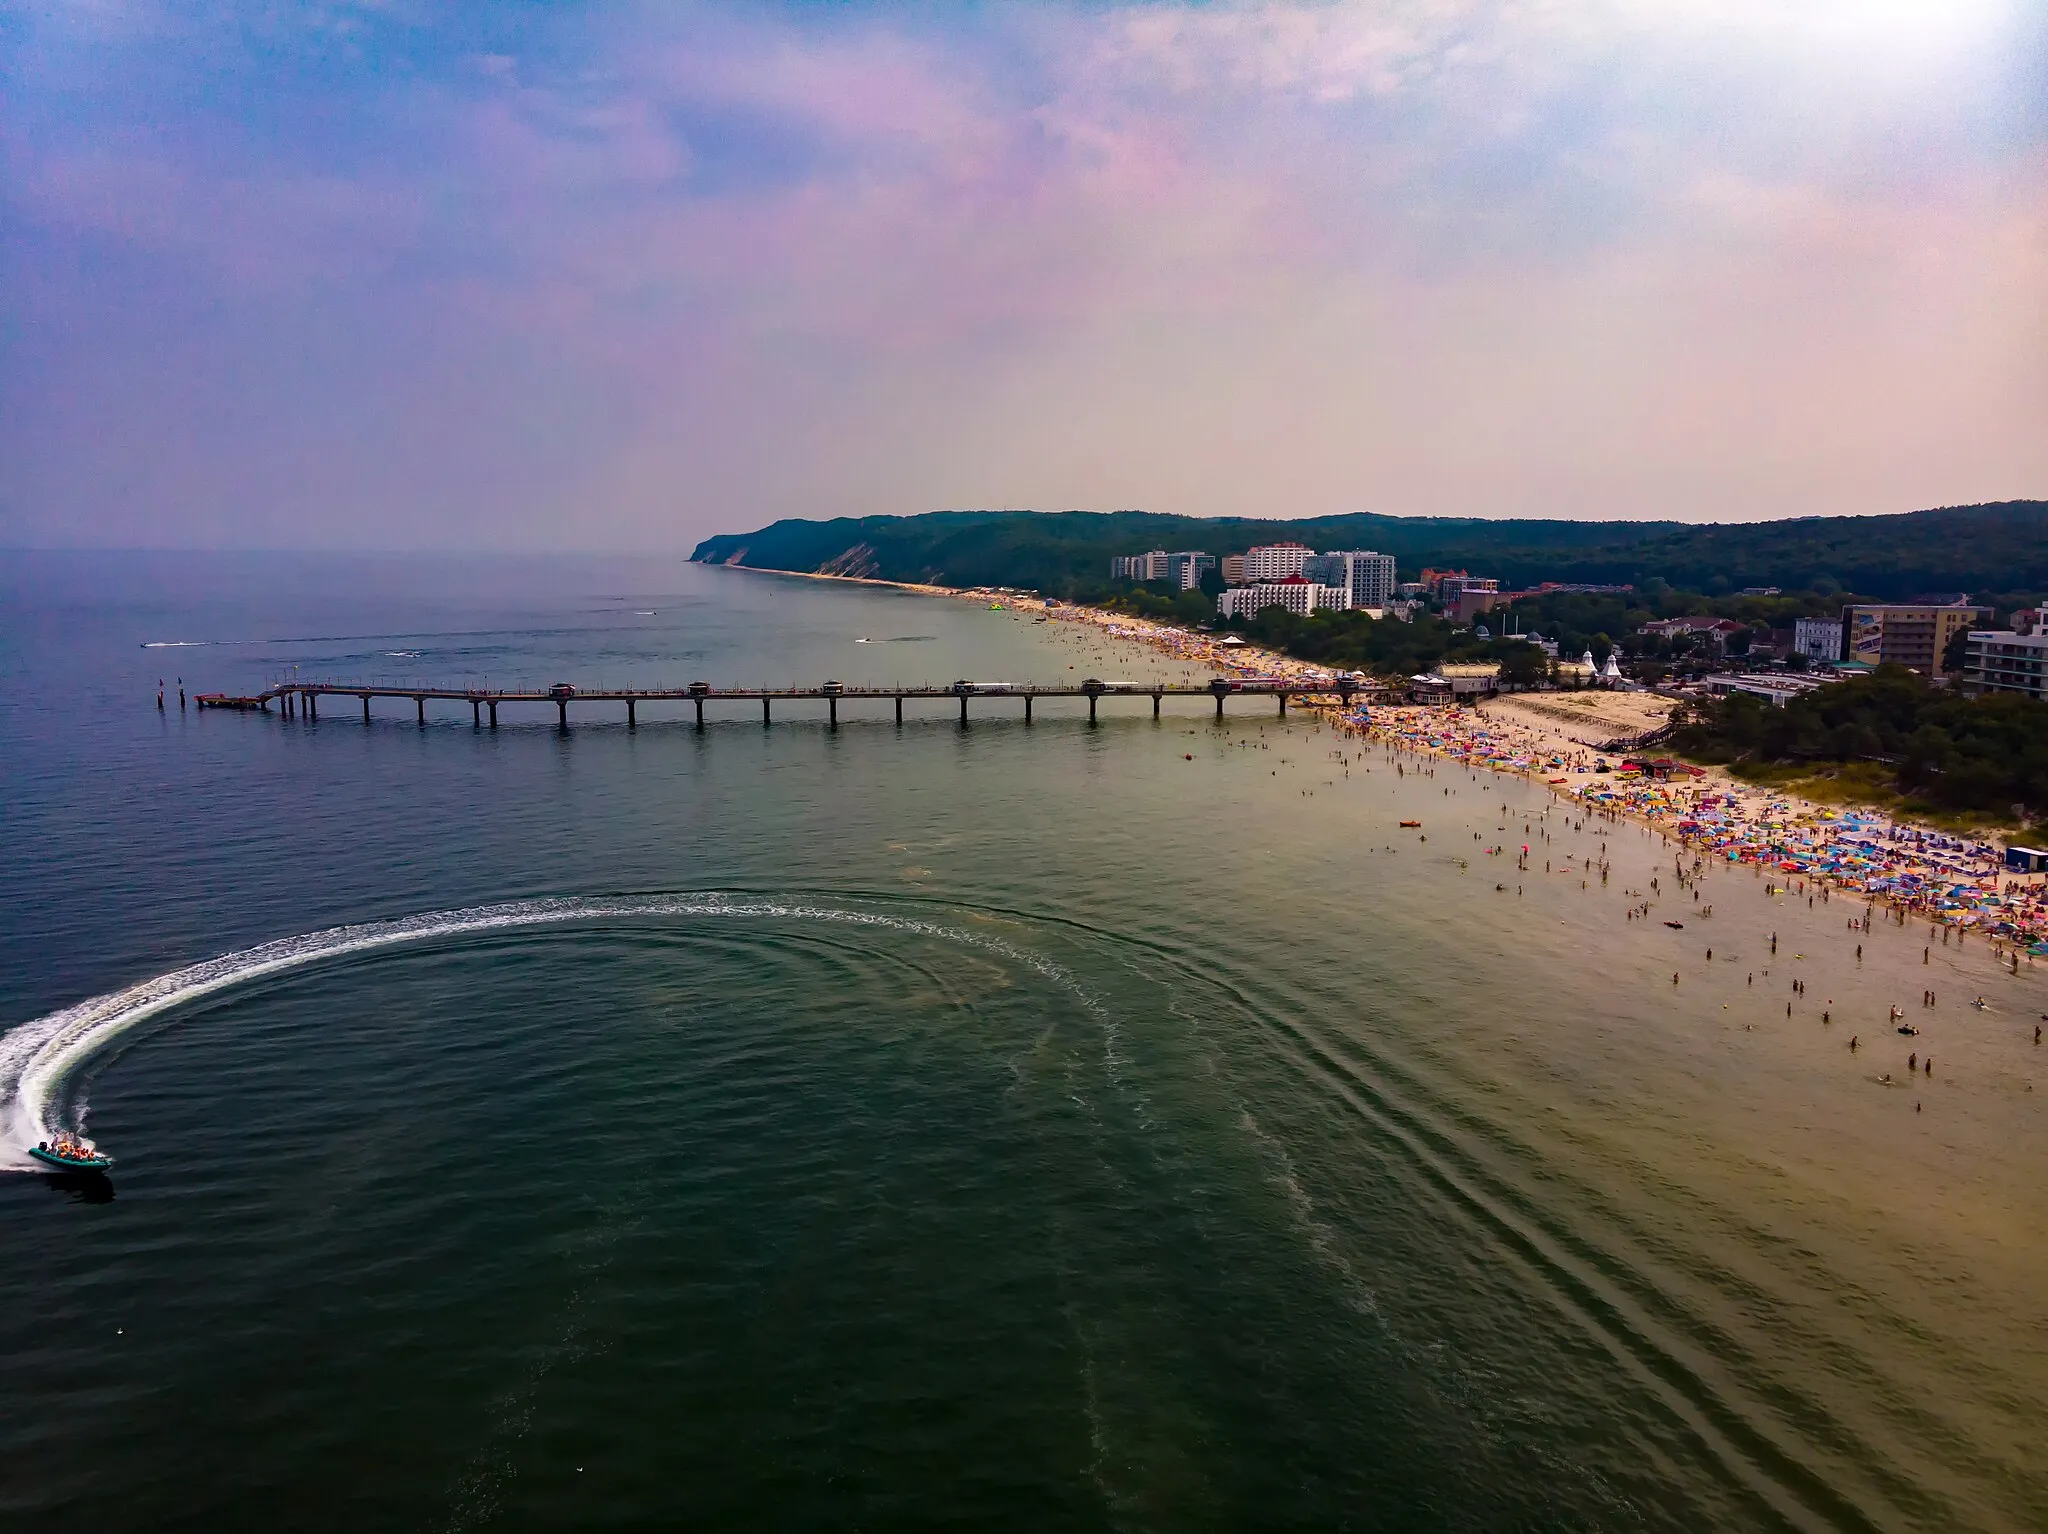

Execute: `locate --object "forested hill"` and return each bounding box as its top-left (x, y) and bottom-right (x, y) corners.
top-left (689, 501), bottom-right (2048, 600)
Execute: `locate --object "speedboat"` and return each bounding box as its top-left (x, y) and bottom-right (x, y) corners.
top-left (29, 1133), bottom-right (113, 1173)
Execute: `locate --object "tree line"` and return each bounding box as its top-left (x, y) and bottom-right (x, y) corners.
top-left (691, 502), bottom-right (2048, 603)
top-left (1669, 669), bottom-right (2048, 819)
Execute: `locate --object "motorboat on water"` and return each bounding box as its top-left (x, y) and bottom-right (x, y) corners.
top-left (29, 1131), bottom-right (113, 1173)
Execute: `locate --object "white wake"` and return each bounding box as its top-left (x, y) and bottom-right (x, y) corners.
top-left (0, 894), bottom-right (1082, 1170)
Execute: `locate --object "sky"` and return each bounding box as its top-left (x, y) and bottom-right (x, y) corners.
top-left (3, 0), bottom-right (2045, 551)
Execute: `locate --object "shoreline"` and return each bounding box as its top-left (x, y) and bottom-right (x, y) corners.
top-left (705, 562), bottom-right (2046, 952)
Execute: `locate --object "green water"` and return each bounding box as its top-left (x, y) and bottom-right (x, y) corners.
top-left (3, 555), bottom-right (2045, 1530)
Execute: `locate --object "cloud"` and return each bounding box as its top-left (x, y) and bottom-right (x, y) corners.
top-left (1, 0), bottom-right (2042, 548)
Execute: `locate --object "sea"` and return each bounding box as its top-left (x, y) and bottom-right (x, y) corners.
top-left (2, 549), bottom-right (2044, 1532)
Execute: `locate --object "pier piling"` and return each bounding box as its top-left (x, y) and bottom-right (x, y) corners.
top-left (960, 695), bottom-right (968, 726)
top-left (895, 696), bottom-right (903, 726)
top-left (362, 695), bottom-right (371, 723)
top-left (1152, 692), bottom-right (1161, 718)
top-left (472, 699), bottom-right (480, 727)
top-left (557, 699), bottom-right (568, 730)
top-left (762, 698), bottom-right (771, 725)
top-left (1024, 696), bottom-right (1032, 724)
top-left (416, 696), bottom-right (425, 725)
top-left (627, 699), bottom-right (636, 728)
top-left (694, 698), bottom-right (704, 730)
top-left (829, 697), bottom-right (837, 729)
top-left (488, 701), bottom-right (496, 728)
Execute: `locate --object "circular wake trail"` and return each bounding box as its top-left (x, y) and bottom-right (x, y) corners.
top-left (0, 894), bottom-right (1085, 1168)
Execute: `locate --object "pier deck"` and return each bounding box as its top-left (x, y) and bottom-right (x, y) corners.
top-left (216, 678), bottom-right (1379, 728)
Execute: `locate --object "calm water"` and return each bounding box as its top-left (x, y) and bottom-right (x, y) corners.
top-left (3, 551), bottom-right (2044, 1531)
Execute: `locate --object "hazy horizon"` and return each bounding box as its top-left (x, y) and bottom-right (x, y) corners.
top-left (5, 1), bottom-right (2044, 552)
top-left (9, 497), bottom-right (2048, 562)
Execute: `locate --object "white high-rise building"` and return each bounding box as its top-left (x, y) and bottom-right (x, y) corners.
top-left (1962, 630), bottom-right (2048, 700)
top-left (1239, 543), bottom-right (1312, 582)
top-left (1302, 551), bottom-right (1396, 610)
top-left (1111, 550), bottom-right (1169, 581)
top-left (1793, 617), bottom-right (1843, 663)
top-left (1216, 581), bottom-right (1350, 619)
top-left (1113, 550), bottom-right (1214, 589)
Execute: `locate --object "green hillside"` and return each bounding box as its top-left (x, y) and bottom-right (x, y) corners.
top-left (690, 501), bottom-right (2048, 601)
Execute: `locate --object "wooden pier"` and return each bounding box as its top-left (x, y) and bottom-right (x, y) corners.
top-left (213, 677), bottom-right (1377, 729)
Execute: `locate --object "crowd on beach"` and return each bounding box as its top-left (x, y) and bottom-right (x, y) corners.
top-left (1362, 701), bottom-right (2046, 955)
top-left (990, 590), bottom-right (2048, 955)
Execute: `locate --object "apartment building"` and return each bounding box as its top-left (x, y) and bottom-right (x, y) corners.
top-left (1301, 551), bottom-right (1397, 610)
top-left (1793, 618), bottom-right (1843, 663)
top-left (1111, 550), bottom-right (1217, 590)
top-left (1238, 543), bottom-right (1313, 582)
top-left (1961, 630), bottom-right (2048, 701)
top-left (1110, 550), bottom-right (1169, 582)
top-left (1841, 603), bottom-right (1988, 677)
top-left (1216, 579), bottom-right (1350, 618)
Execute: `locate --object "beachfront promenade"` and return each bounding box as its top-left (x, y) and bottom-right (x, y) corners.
top-left (200, 677), bottom-right (1378, 728)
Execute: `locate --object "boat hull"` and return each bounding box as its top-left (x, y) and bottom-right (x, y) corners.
top-left (28, 1146), bottom-right (113, 1173)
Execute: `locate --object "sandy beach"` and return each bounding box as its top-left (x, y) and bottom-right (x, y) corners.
top-left (954, 582), bottom-right (2047, 954)
top-left (725, 567), bottom-right (2047, 953)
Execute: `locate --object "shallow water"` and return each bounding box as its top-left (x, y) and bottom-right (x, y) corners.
top-left (3, 551), bottom-right (2044, 1531)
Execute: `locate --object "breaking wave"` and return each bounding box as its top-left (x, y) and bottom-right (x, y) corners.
top-left (0, 894), bottom-right (1091, 1169)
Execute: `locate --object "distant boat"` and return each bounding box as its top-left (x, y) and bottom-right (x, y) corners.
top-left (1399, 820), bottom-right (1421, 828)
top-left (1664, 920), bottom-right (1684, 929)
top-left (854, 637), bottom-right (871, 643)
top-left (29, 1132), bottom-right (112, 1173)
